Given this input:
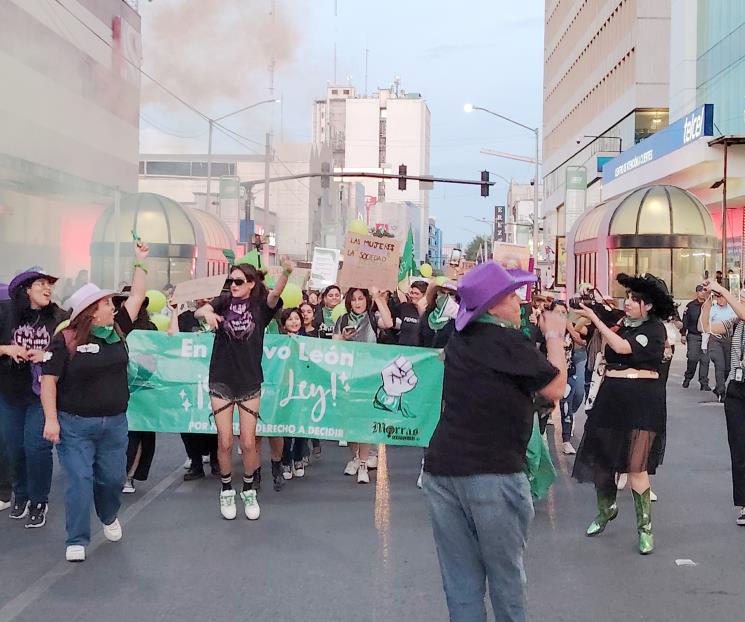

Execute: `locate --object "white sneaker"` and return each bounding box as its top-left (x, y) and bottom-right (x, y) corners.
top-left (344, 457), bottom-right (360, 476)
top-left (237, 445), bottom-right (243, 455)
top-left (65, 545), bottom-right (86, 562)
top-left (650, 490), bottom-right (658, 502)
top-left (367, 453), bottom-right (378, 470)
top-left (293, 461), bottom-right (305, 478)
top-left (282, 464), bottom-right (293, 480)
top-left (301, 456), bottom-right (310, 468)
top-left (338, 440), bottom-right (348, 447)
top-left (122, 479), bottom-right (135, 494)
top-left (202, 455), bottom-right (210, 464)
top-left (240, 490), bottom-right (260, 520)
top-left (357, 462), bottom-right (370, 484)
top-left (616, 473), bottom-right (628, 490)
top-left (736, 507), bottom-right (745, 526)
top-left (416, 469), bottom-right (423, 489)
top-left (562, 441), bottom-right (576, 455)
top-left (102, 518), bottom-right (122, 542)
top-left (219, 489), bottom-right (237, 520)
top-left (0, 500), bottom-right (10, 512)
top-left (183, 458), bottom-right (192, 470)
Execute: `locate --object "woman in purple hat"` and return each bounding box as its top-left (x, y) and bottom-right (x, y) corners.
top-left (423, 261), bottom-right (567, 622)
top-left (0, 269), bottom-right (67, 528)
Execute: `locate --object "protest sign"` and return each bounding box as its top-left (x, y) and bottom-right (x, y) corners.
top-left (126, 331), bottom-right (443, 447)
top-left (445, 259), bottom-right (476, 280)
top-left (309, 247), bottom-right (340, 290)
top-left (172, 274), bottom-right (228, 305)
top-left (493, 242), bottom-right (530, 271)
top-left (338, 233), bottom-right (402, 291)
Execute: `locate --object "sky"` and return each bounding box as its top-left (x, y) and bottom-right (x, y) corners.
top-left (138, 0), bottom-right (544, 247)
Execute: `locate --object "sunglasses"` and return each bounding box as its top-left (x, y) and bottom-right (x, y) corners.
top-left (227, 278), bottom-right (252, 286)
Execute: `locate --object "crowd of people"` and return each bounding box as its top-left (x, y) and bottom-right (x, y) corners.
top-left (2, 241), bottom-right (745, 621)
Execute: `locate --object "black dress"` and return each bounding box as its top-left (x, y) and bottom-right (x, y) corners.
top-left (572, 318), bottom-right (667, 484)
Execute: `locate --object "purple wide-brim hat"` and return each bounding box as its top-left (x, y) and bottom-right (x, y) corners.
top-left (8, 269), bottom-right (59, 298)
top-left (0, 283), bottom-right (8, 301)
top-left (456, 261), bottom-right (537, 331)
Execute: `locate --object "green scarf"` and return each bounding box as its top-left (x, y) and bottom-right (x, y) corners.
top-left (91, 324), bottom-right (121, 344)
top-left (322, 306), bottom-right (333, 325)
top-left (428, 293), bottom-right (452, 332)
top-left (348, 310), bottom-right (367, 327)
top-left (473, 314), bottom-right (518, 330)
top-left (623, 316), bottom-right (647, 328)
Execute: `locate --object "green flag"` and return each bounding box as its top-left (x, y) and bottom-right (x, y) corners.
top-left (398, 227), bottom-right (416, 282)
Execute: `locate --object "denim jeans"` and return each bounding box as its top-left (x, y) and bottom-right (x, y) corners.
top-left (57, 412), bottom-right (128, 546)
top-left (0, 391), bottom-right (54, 504)
top-left (561, 349), bottom-right (587, 442)
top-left (684, 333), bottom-right (710, 386)
top-left (423, 472), bottom-right (534, 622)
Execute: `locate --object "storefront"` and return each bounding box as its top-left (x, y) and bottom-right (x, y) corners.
top-left (568, 184), bottom-right (719, 299)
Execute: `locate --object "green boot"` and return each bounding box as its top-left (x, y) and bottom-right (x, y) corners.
top-left (586, 489), bottom-right (618, 537)
top-left (632, 488), bottom-right (654, 555)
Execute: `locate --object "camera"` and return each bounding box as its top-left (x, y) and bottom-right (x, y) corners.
top-left (569, 288), bottom-right (625, 326)
top-left (567, 292), bottom-right (594, 310)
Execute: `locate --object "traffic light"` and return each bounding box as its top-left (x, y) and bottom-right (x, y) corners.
top-left (480, 170), bottom-right (490, 197)
top-left (398, 164), bottom-right (407, 191)
top-left (321, 162), bottom-right (330, 189)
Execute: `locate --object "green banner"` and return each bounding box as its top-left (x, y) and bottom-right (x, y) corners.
top-left (126, 331), bottom-right (444, 447)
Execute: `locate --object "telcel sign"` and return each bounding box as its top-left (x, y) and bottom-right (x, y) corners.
top-left (602, 104), bottom-right (713, 184)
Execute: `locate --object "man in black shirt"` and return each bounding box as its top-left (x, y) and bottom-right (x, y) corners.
top-left (423, 261), bottom-right (566, 622)
top-left (681, 284), bottom-right (711, 390)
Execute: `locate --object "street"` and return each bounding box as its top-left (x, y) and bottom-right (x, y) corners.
top-left (1, 353), bottom-right (743, 622)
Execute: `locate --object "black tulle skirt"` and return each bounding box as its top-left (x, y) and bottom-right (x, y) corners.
top-left (572, 372), bottom-right (667, 484)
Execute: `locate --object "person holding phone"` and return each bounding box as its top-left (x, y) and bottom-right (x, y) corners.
top-left (700, 279), bottom-right (745, 526)
top-left (195, 258), bottom-right (292, 521)
top-left (332, 287), bottom-right (393, 484)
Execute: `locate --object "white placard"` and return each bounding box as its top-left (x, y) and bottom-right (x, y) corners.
top-left (172, 274), bottom-right (228, 305)
top-left (309, 247), bottom-right (340, 290)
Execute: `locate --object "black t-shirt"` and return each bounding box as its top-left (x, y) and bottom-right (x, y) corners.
top-left (41, 311), bottom-right (134, 417)
top-left (178, 310), bottom-right (202, 333)
top-left (0, 301), bottom-right (68, 400)
top-left (417, 311), bottom-right (455, 349)
top-left (396, 302), bottom-right (421, 346)
top-left (208, 293), bottom-right (279, 398)
top-left (605, 319), bottom-right (665, 372)
top-left (313, 305), bottom-right (336, 339)
top-left (425, 322), bottom-right (558, 476)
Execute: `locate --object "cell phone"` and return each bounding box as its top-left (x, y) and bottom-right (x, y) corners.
top-left (343, 325), bottom-right (357, 337)
top-left (736, 367), bottom-right (743, 383)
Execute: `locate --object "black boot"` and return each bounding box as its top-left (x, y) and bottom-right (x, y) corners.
top-left (252, 466), bottom-right (262, 492)
top-left (184, 465), bottom-right (205, 481)
top-left (271, 460), bottom-right (284, 491)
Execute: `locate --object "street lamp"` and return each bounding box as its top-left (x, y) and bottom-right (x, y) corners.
top-left (205, 98), bottom-right (281, 215)
top-left (464, 103), bottom-right (540, 260)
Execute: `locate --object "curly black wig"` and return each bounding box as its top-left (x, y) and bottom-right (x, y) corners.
top-left (617, 272), bottom-right (676, 320)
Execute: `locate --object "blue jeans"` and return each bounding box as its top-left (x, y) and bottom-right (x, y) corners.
top-left (561, 349), bottom-right (587, 442)
top-left (0, 391), bottom-right (54, 504)
top-left (423, 472), bottom-right (534, 622)
top-left (57, 412), bottom-right (128, 546)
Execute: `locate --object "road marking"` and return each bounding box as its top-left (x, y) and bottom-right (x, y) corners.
top-left (0, 465), bottom-right (184, 622)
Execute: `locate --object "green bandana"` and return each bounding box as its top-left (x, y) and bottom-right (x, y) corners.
top-left (474, 314), bottom-right (518, 330)
top-left (348, 310), bottom-right (367, 327)
top-left (322, 306), bottom-right (333, 325)
top-left (623, 317), bottom-right (646, 328)
top-left (91, 324), bottom-right (121, 344)
top-left (428, 293), bottom-right (452, 332)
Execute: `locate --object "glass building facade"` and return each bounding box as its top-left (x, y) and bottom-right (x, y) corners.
top-left (697, 0), bottom-right (745, 133)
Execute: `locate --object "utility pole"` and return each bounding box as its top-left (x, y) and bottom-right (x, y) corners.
top-left (205, 120), bottom-right (214, 214)
top-left (263, 132), bottom-right (272, 267)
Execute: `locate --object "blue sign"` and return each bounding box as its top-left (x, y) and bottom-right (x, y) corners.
top-left (239, 219), bottom-right (255, 244)
top-left (602, 104), bottom-right (714, 183)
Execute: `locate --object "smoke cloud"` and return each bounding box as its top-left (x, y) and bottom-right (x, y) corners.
top-left (139, 0), bottom-right (298, 111)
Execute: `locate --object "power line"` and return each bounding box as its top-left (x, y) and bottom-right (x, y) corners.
top-left (140, 114), bottom-right (207, 139)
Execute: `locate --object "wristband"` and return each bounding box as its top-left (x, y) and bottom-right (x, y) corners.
top-left (282, 269), bottom-right (292, 277)
top-left (544, 330), bottom-right (563, 340)
top-left (133, 261), bottom-right (148, 274)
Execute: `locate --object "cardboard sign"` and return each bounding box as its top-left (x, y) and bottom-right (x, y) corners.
top-left (339, 233), bottom-right (402, 291)
top-left (267, 266), bottom-right (310, 289)
top-left (446, 260), bottom-right (476, 280)
top-left (172, 274), bottom-right (228, 305)
top-left (493, 242), bottom-right (531, 271)
top-left (309, 247), bottom-right (340, 290)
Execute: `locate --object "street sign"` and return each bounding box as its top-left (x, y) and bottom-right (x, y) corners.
top-left (494, 205), bottom-right (507, 242)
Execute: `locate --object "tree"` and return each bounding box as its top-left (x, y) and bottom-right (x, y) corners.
top-left (464, 235), bottom-right (490, 262)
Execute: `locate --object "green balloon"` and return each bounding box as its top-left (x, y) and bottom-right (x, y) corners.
top-left (331, 303), bottom-right (346, 322)
top-left (235, 249), bottom-right (261, 268)
top-left (150, 314), bottom-right (170, 332)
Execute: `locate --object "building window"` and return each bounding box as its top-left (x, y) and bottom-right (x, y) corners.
top-left (332, 89), bottom-right (338, 95)
top-left (343, 89), bottom-right (350, 95)
top-left (145, 161), bottom-right (191, 176)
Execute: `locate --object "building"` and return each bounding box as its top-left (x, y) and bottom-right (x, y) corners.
top-left (542, 0), bottom-right (672, 281)
top-left (567, 1), bottom-right (745, 296)
top-left (312, 80), bottom-right (432, 261)
top-left (138, 144), bottom-right (315, 263)
top-left (427, 218), bottom-right (444, 269)
top-left (0, 0), bottom-right (141, 286)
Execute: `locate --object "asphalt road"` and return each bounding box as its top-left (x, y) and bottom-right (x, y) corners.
top-left (0, 353), bottom-right (743, 622)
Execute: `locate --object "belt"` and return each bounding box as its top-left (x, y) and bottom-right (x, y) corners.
top-left (605, 368), bottom-right (659, 380)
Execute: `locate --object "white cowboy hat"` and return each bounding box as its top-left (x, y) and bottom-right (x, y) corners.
top-left (68, 283), bottom-right (117, 322)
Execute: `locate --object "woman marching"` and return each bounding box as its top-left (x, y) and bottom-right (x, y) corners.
top-left (0, 269), bottom-right (67, 527)
top-left (41, 241), bottom-right (150, 562)
top-left (195, 258), bottom-right (292, 520)
top-left (313, 285), bottom-right (342, 339)
top-left (572, 273), bottom-right (674, 554)
top-left (333, 287), bottom-right (393, 483)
